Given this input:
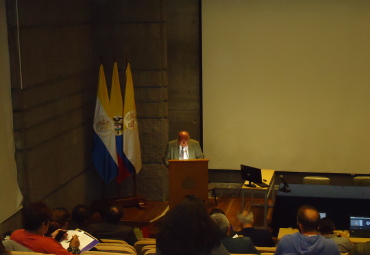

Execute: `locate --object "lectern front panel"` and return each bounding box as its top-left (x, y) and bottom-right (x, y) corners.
top-left (168, 159), bottom-right (209, 209)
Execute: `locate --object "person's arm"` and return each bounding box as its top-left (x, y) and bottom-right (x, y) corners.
top-left (163, 143), bottom-right (171, 168)
top-left (67, 235), bottom-right (80, 254)
top-left (194, 141), bottom-right (204, 159)
top-left (42, 236), bottom-right (80, 255)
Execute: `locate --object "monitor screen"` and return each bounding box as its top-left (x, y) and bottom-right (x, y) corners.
top-left (350, 216), bottom-right (370, 230)
top-left (240, 164), bottom-right (262, 187)
top-left (319, 212), bottom-right (326, 219)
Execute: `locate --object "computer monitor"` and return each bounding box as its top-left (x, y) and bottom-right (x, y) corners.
top-left (350, 216), bottom-right (370, 230)
top-left (240, 164), bottom-right (262, 187)
top-left (319, 212), bottom-right (326, 219)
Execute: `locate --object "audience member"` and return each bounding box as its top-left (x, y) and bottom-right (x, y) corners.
top-left (10, 202), bottom-right (80, 255)
top-left (85, 203), bottom-right (137, 245)
top-left (236, 209), bottom-right (275, 247)
top-left (156, 195), bottom-right (229, 255)
top-left (68, 204), bottom-right (93, 230)
top-left (211, 213), bottom-right (259, 254)
top-left (275, 205), bottom-right (341, 255)
top-left (209, 208), bottom-right (226, 215)
top-left (46, 207), bottom-right (71, 236)
top-left (349, 242), bottom-right (370, 255)
top-left (209, 208), bottom-right (236, 236)
top-left (319, 217), bottom-right (353, 253)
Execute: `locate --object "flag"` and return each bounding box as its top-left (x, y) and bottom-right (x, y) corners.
top-left (92, 64), bottom-right (118, 183)
top-left (110, 62), bottom-right (131, 183)
top-left (123, 63), bottom-right (142, 173)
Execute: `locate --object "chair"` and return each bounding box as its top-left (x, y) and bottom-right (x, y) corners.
top-left (141, 245), bottom-right (156, 255)
top-left (303, 176), bottom-right (331, 185)
top-left (353, 176), bottom-right (370, 186)
top-left (143, 249), bottom-right (156, 255)
top-left (208, 183), bottom-right (218, 205)
top-left (256, 246), bottom-right (277, 253)
top-left (134, 238), bottom-right (156, 255)
top-left (95, 245), bottom-right (137, 255)
top-left (100, 239), bottom-right (129, 245)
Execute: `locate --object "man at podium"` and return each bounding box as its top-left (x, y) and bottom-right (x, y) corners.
top-left (164, 131), bottom-right (204, 167)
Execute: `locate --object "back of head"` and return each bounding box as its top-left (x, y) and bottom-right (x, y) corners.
top-left (46, 207), bottom-right (71, 236)
top-left (156, 195), bottom-right (220, 255)
top-left (237, 210), bottom-right (254, 225)
top-left (101, 204), bottom-right (123, 224)
top-left (22, 202), bottom-right (52, 231)
top-left (319, 217), bottom-right (335, 234)
top-left (71, 204), bottom-right (93, 226)
top-left (209, 208), bottom-right (225, 216)
top-left (297, 205), bottom-right (320, 233)
top-left (210, 213), bottom-right (229, 236)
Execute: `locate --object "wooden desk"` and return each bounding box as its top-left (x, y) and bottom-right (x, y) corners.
top-left (241, 169), bottom-right (275, 229)
top-left (278, 228), bottom-right (370, 243)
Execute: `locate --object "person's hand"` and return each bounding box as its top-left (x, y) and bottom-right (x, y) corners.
top-left (69, 235), bottom-right (80, 248)
top-left (51, 229), bottom-right (67, 240)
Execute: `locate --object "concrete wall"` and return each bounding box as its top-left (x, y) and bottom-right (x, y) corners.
top-left (7, 0), bottom-right (100, 207)
top-left (167, 0), bottom-right (202, 143)
top-left (2, 0), bottom-right (201, 232)
top-left (92, 0), bottom-right (169, 201)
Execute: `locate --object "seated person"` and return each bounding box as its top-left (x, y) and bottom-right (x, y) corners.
top-left (319, 217), bottom-right (353, 253)
top-left (163, 131), bottom-right (204, 167)
top-left (349, 241), bottom-right (370, 255)
top-left (211, 213), bottom-right (259, 254)
top-left (46, 207), bottom-right (71, 236)
top-left (275, 205), bottom-right (340, 255)
top-left (68, 204), bottom-right (94, 230)
top-left (10, 202), bottom-right (80, 255)
top-left (209, 208), bottom-right (236, 236)
top-left (156, 195), bottom-right (229, 255)
top-left (236, 209), bottom-right (275, 247)
top-left (85, 203), bottom-right (137, 245)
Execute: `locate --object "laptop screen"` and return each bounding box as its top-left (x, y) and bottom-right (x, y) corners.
top-left (350, 216), bottom-right (370, 230)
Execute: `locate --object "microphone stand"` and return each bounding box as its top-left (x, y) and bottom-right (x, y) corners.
top-left (279, 175), bottom-right (291, 193)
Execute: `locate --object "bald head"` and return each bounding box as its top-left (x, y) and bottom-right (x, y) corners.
top-left (297, 205), bottom-right (320, 233)
top-left (177, 131), bottom-right (190, 147)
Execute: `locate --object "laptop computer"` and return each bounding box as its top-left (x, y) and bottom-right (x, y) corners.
top-left (349, 216), bottom-right (370, 238)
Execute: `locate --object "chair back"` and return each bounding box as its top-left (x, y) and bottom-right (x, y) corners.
top-left (353, 176), bottom-right (370, 186)
top-left (134, 238), bottom-right (156, 255)
top-left (143, 249), bottom-right (156, 255)
top-left (95, 245), bottom-right (136, 255)
top-left (303, 176), bottom-right (330, 185)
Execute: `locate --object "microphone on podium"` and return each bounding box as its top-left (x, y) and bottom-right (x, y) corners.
top-left (279, 175), bottom-right (291, 193)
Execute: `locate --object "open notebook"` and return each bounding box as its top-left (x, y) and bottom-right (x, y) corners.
top-left (349, 216), bottom-right (370, 238)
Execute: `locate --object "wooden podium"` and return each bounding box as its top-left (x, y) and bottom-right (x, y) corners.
top-left (168, 159), bottom-right (209, 209)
